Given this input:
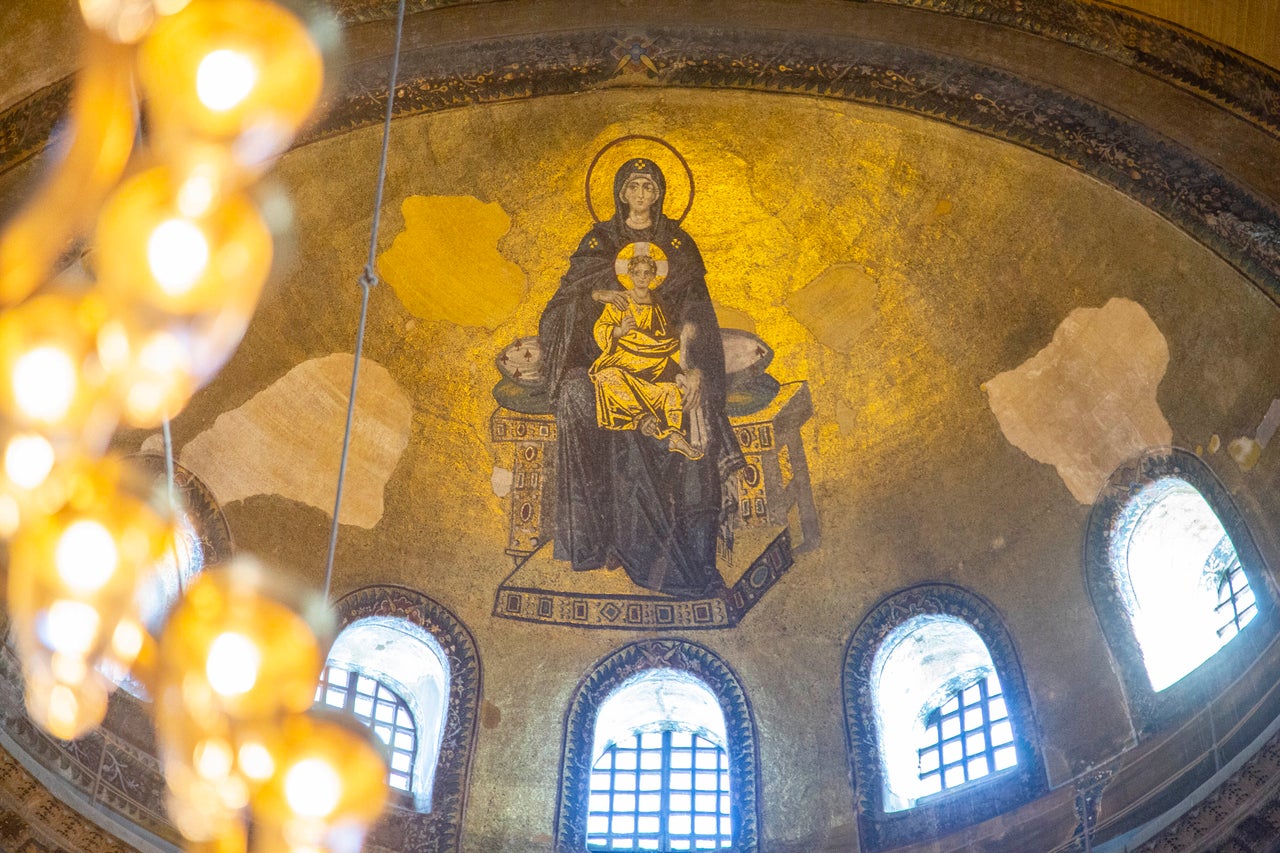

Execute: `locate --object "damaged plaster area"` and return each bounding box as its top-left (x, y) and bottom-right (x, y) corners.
top-left (785, 263), bottom-right (878, 353)
top-left (181, 354), bottom-right (413, 527)
top-left (984, 298), bottom-right (1172, 504)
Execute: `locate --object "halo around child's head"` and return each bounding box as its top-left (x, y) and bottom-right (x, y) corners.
top-left (615, 242), bottom-right (669, 290)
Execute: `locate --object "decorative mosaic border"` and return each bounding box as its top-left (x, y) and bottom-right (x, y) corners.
top-left (494, 528), bottom-right (791, 629)
top-left (0, 648), bottom-right (178, 846)
top-left (866, 0), bottom-right (1280, 135)
top-left (1083, 447), bottom-right (1278, 736)
top-left (841, 582), bottom-right (1048, 852)
top-left (333, 585), bottom-right (481, 853)
top-left (312, 27), bottom-right (1280, 304)
top-left (4, 26), bottom-right (1280, 301)
top-left (555, 639), bottom-right (759, 853)
top-left (324, 0), bottom-right (1280, 137)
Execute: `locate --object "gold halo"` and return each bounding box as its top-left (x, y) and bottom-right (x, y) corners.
top-left (615, 242), bottom-right (669, 290)
top-left (585, 135), bottom-right (694, 225)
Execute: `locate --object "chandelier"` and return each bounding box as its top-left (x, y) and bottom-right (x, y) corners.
top-left (0, 1), bottom-right (399, 850)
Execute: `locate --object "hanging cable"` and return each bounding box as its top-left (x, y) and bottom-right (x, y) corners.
top-left (161, 415), bottom-right (187, 595)
top-left (323, 0), bottom-right (408, 600)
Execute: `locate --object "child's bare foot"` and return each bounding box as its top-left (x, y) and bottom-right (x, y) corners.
top-left (667, 431), bottom-right (704, 460)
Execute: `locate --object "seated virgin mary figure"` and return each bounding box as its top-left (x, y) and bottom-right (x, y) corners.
top-left (536, 158), bottom-right (745, 599)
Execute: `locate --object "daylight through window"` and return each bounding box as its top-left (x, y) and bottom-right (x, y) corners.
top-left (872, 615), bottom-right (1018, 811)
top-left (916, 672), bottom-right (1015, 797)
top-left (587, 669), bottom-right (734, 850)
top-left (317, 664), bottom-right (418, 792)
top-left (1118, 479), bottom-right (1257, 691)
top-left (321, 616), bottom-right (451, 809)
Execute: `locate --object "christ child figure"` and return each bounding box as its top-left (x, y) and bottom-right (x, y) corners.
top-left (590, 251), bottom-right (703, 460)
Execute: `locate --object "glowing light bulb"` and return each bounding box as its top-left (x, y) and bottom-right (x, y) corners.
top-left (49, 684), bottom-right (81, 727)
top-left (55, 519), bottom-right (119, 594)
top-left (237, 740), bottom-right (274, 781)
top-left (51, 651), bottom-right (88, 684)
top-left (284, 757), bottom-right (342, 818)
top-left (176, 170), bottom-right (216, 218)
top-left (111, 618), bottom-right (144, 662)
top-left (147, 219), bottom-right (209, 296)
top-left (11, 345), bottom-right (77, 424)
top-left (206, 632), bottom-right (259, 696)
top-left (4, 433), bottom-right (55, 490)
top-left (194, 737), bottom-right (234, 781)
top-left (196, 49), bottom-right (258, 112)
top-left (42, 600), bottom-right (101, 655)
top-left (0, 495), bottom-right (20, 537)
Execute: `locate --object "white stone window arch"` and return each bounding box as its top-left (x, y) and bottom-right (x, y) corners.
top-left (871, 615), bottom-right (1015, 813)
top-left (322, 616), bottom-right (450, 811)
top-left (1112, 477), bottom-right (1257, 692)
top-left (588, 668), bottom-right (733, 850)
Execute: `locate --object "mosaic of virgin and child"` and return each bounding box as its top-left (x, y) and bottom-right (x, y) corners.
top-left (531, 156), bottom-right (749, 599)
top-left (489, 150), bottom-right (769, 599)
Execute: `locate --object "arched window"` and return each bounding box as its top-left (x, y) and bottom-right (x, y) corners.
top-left (587, 669), bottom-right (732, 850)
top-left (873, 616), bottom-right (1016, 812)
top-left (330, 587), bottom-right (480, 851)
top-left (316, 663), bottom-right (418, 793)
top-left (321, 616), bottom-right (450, 809)
top-left (844, 584), bottom-right (1046, 851)
top-left (1086, 450), bottom-right (1275, 733)
top-left (559, 640), bottom-right (760, 853)
top-left (1115, 478), bottom-right (1254, 690)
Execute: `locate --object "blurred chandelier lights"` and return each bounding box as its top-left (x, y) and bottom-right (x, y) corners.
top-left (0, 2), bottom-right (391, 851)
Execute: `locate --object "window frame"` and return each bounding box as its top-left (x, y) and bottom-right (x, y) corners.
top-left (331, 586), bottom-right (480, 853)
top-left (557, 639), bottom-right (760, 853)
top-left (316, 662), bottom-right (420, 794)
top-left (587, 728), bottom-right (733, 850)
top-left (1085, 449), bottom-right (1277, 735)
top-left (842, 583), bottom-right (1047, 852)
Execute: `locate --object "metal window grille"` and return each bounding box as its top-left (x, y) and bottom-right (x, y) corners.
top-left (1209, 535), bottom-right (1257, 639)
top-left (316, 664), bottom-right (417, 792)
top-left (586, 729), bottom-right (733, 851)
top-left (916, 673), bottom-right (1017, 797)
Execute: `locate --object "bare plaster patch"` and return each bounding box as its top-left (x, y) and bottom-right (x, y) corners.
top-left (785, 263), bottom-right (878, 353)
top-left (491, 466), bottom-right (513, 498)
top-left (180, 354), bottom-right (413, 528)
top-left (984, 298), bottom-right (1172, 504)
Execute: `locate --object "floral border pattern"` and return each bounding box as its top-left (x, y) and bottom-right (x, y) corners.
top-left (841, 582), bottom-right (1048, 851)
top-left (332, 585), bottom-right (482, 853)
top-left (1083, 447), bottom-right (1278, 736)
top-left (555, 639), bottom-right (760, 853)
